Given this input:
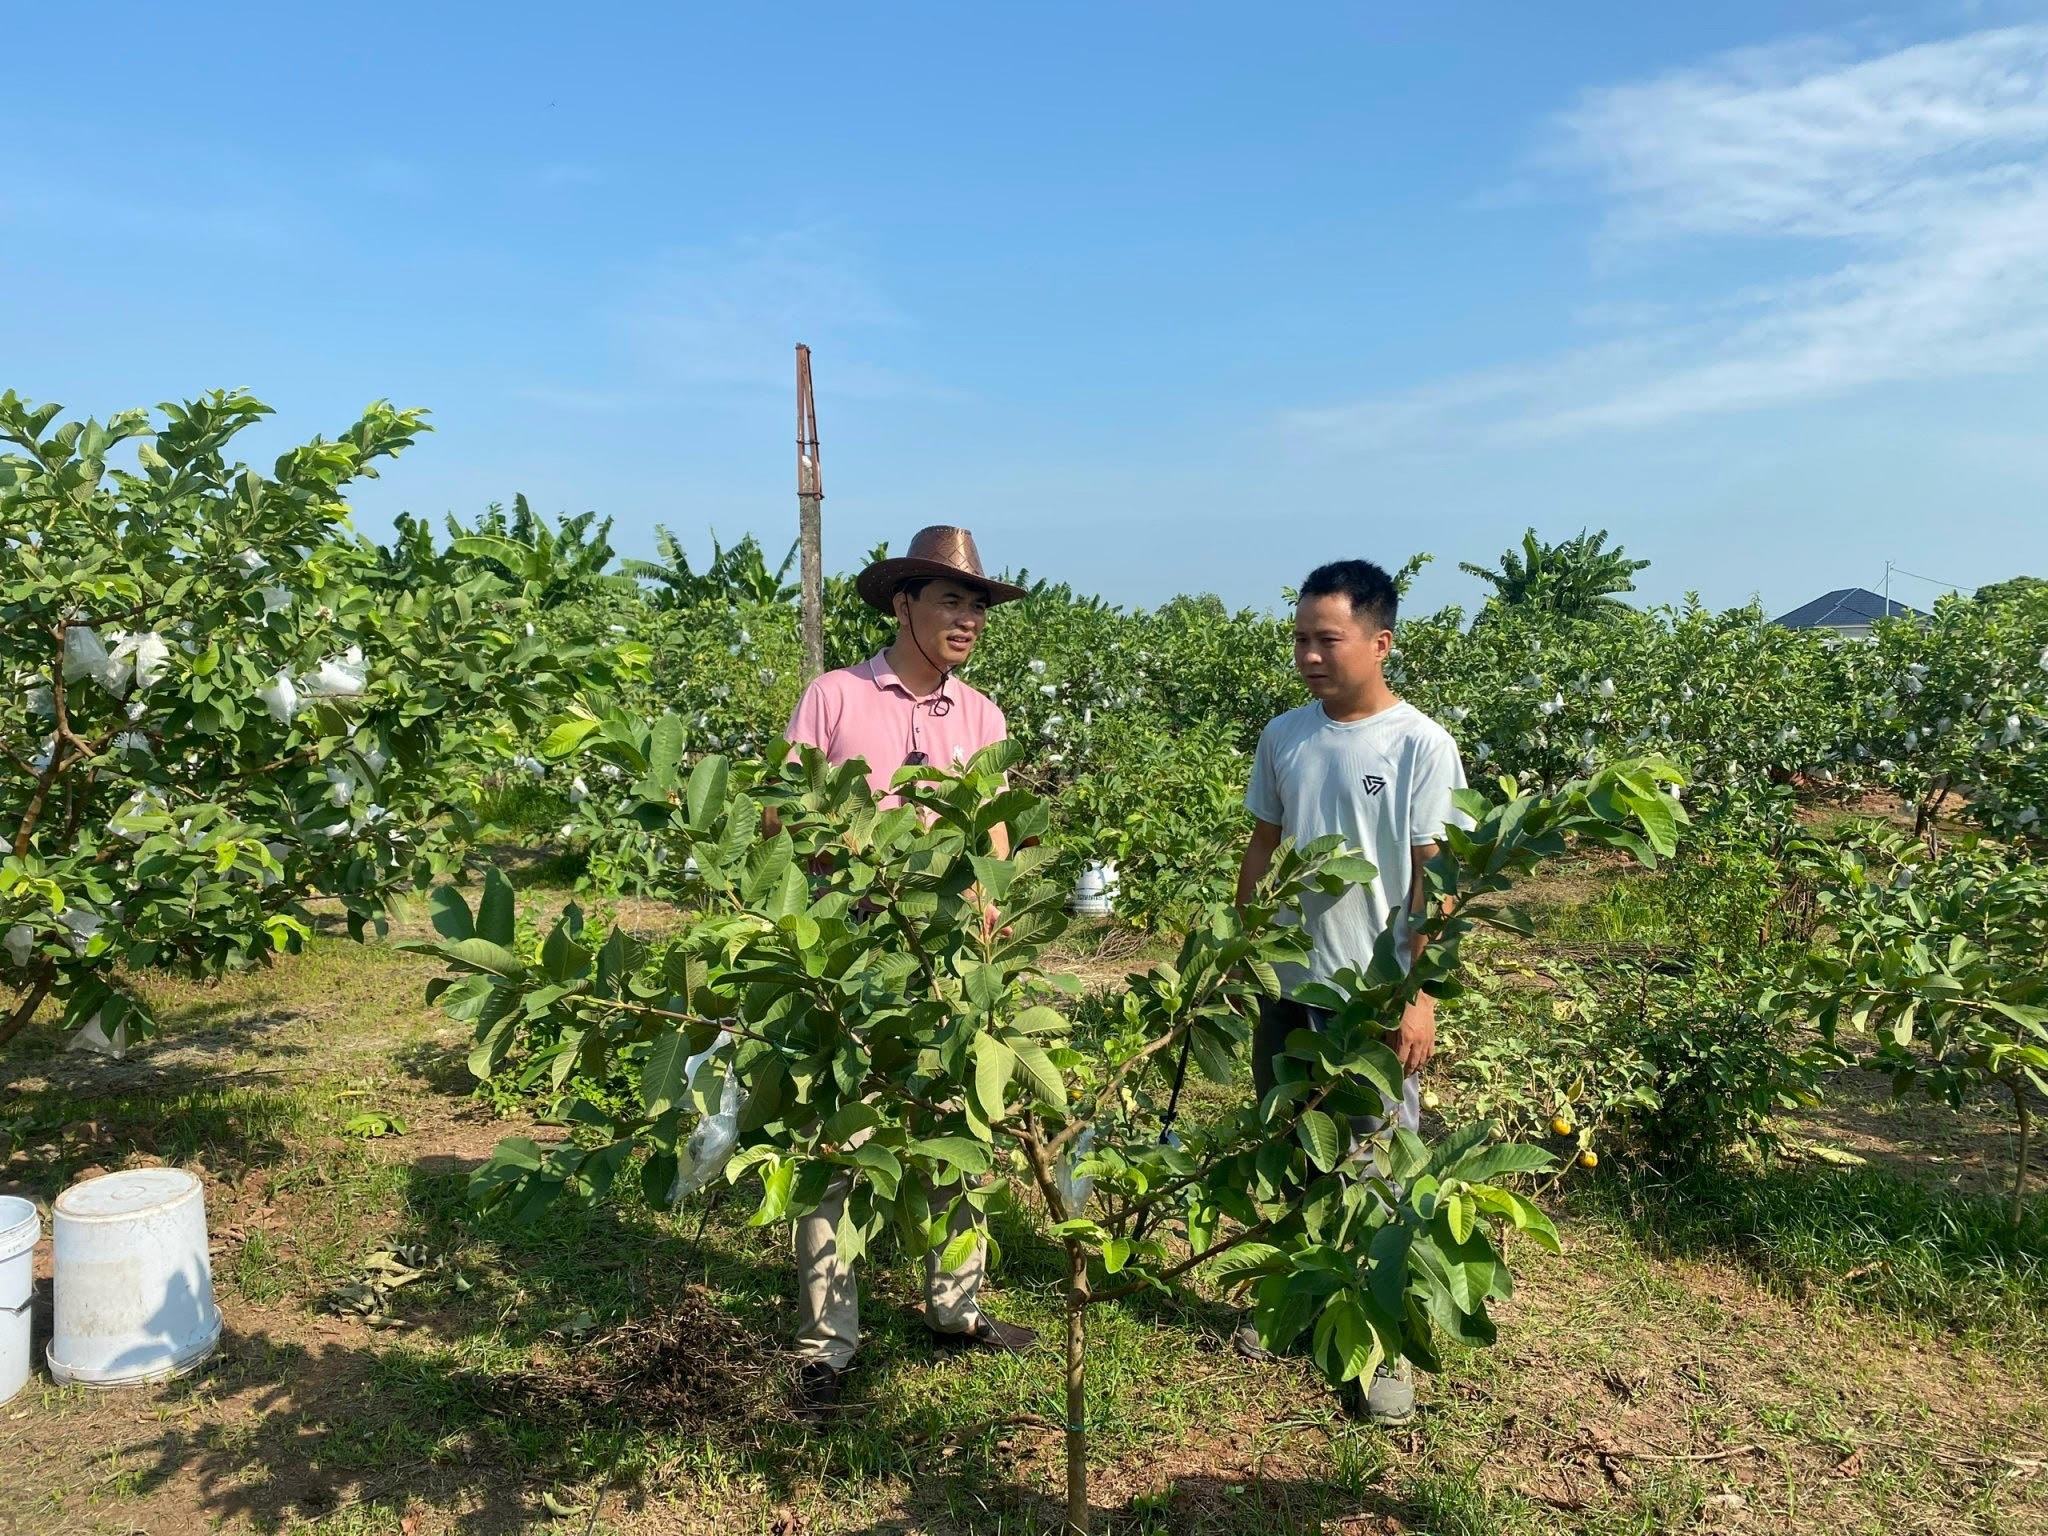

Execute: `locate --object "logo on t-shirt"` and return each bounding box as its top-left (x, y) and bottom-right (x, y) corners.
top-left (1361, 774), bottom-right (1387, 796)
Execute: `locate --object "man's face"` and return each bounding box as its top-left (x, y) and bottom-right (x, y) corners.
top-left (899, 577), bottom-right (991, 668)
top-left (1294, 591), bottom-right (1390, 699)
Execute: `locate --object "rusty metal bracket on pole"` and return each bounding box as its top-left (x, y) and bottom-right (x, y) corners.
top-left (796, 344), bottom-right (824, 682)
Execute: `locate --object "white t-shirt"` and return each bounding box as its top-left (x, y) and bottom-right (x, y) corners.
top-left (1245, 699), bottom-right (1469, 990)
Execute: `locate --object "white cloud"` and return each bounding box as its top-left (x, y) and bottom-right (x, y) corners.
top-left (1292, 24), bottom-right (2048, 447)
top-left (610, 230), bottom-right (948, 400)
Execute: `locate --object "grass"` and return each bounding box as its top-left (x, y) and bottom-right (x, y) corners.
top-left (1586, 1162), bottom-right (2048, 1362)
top-left (4, 880), bottom-right (2048, 1535)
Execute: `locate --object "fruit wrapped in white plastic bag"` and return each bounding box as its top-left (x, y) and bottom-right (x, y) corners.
top-left (301, 645), bottom-right (367, 698)
top-left (668, 1032), bottom-right (748, 1204)
top-left (1053, 1126), bottom-right (1098, 1216)
top-left (61, 624), bottom-right (109, 683)
top-left (257, 670), bottom-right (298, 723)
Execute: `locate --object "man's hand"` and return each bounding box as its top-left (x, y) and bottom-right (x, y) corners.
top-left (1385, 994), bottom-right (1437, 1076)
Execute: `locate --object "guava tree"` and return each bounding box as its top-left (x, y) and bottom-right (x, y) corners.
top-left (1397, 600), bottom-right (1864, 798)
top-left (1865, 590), bottom-right (2048, 842)
top-left (1787, 830), bottom-right (2048, 1224)
top-left (0, 389), bottom-right (590, 1053)
top-left (417, 733), bottom-right (1684, 1533)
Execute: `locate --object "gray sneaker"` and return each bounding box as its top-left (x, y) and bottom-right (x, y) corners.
top-left (1231, 1317), bottom-right (1277, 1363)
top-left (1359, 1356), bottom-right (1416, 1425)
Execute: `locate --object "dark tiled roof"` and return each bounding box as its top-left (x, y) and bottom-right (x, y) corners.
top-left (1772, 587), bottom-right (1928, 629)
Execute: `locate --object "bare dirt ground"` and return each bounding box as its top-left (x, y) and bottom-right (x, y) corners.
top-left (1788, 1064), bottom-right (2044, 1204)
top-left (4, 925), bottom-right (2046, 1536)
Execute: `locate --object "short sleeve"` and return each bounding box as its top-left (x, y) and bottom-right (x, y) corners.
top-left (1244, 723), bottom-right (1284, 826)
top-left (786, 677), bottom-right (835, 756)
top-left (1410, 729), bottom-right (1470, 846)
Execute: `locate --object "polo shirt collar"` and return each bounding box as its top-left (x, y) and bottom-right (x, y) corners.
top-left (865, 651), bottom-right (913, 698)
top-left (865, 651), bottom-right (949, 705)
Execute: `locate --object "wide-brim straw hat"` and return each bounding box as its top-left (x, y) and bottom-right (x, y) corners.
top-left (854, 525), bottom-right (1029, 612)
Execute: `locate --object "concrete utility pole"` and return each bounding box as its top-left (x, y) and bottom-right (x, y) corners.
top-left (796, 344), bottom-right (824, 682)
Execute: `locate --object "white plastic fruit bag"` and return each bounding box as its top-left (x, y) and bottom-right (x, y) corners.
top-left (667, 1032), bottom-right (748, 1204)
top-left (1052, 1125), bottom-right (1098, 1216)
top-left (302, 645), bottom-right (368, 698)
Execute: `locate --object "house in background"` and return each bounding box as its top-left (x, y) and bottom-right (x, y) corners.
top-left (1771, 587), bottom-right (1928, 640)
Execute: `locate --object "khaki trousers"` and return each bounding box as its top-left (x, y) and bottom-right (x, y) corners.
top-left (793, 1168), bottom-right (985, 1370)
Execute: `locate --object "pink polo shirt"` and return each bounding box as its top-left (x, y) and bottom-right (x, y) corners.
top-left (785, 653), bottom-right (1008, 804)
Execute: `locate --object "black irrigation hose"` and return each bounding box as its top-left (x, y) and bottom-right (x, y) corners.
top-left (681, 1184), bottom-right (725, 1275)
top-left (1129, 1028), bottom-right (1197, 1243)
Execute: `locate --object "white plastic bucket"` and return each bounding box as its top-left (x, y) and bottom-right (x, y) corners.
top-left (0, 1194), bottom-right (39, 1404)
top-left (48, 1168), bottom-right (221, 1387)
top-left (1072, 861), bottom-right (1119, 917)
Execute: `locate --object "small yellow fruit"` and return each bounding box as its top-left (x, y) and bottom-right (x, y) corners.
top-left (1551, 1115), bottom-right (1574, 1137)
top-left (1421, 1089), bottom-right (1442, 1111)
top-left (1578, 1149), bottom-right (1599, 1169)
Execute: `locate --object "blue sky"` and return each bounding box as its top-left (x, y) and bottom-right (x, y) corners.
top-left (9, 2), bottom-right (2048, 619)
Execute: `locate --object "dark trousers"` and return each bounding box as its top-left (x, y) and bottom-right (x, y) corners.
top-left (1253, 996), bottom-right (1422, 1140)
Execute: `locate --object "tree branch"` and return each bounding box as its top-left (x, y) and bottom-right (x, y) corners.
top-left (1085, 1216), bottom-right (1277, 1305)
top-left (12, 625), bottom-right (71, 858)
top-left (0, 961), bottom-right (57, 1052)
top-left (1122, 1070), bottom-right (1349, 1221)
top-left (1051, 1021), bottom-right (1191, 1156)
top-left (577, 995), bottom-right (774, 1049)
top-left (1016, 1109), bottom-right (1076, 1226)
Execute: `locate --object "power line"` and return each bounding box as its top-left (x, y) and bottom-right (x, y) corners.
top-left (1885, 561), bottom-right (1967, 593)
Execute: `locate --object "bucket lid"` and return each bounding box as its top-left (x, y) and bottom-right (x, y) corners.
top-left (54, 1167), bottom-right (201, 1222)
top-left (0, 1194), bottom-right (38, 1262)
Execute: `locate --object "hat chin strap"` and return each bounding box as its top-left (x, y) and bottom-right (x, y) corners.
top-left (897, 600), bottom-right (955, 717)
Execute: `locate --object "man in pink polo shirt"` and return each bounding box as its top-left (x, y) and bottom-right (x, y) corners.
top-left (782, 525), bottom-right (1037, 1417)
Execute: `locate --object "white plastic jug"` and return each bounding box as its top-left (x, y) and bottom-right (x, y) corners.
top-left (1072, 860), bottom-right (1119, 917)
top-left (0, 1194), bottom-right (39, 1403)
top-left (48, 1168), bottom-right (221, 1387)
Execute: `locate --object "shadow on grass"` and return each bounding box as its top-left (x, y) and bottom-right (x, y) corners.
top-left (99, 1179), bottom-right (793, 1534)
top-left (1580, 1158), bottom-right (2048, 1357)
top-left (0, 1078), bottom-right (311, 1201)
top-left (66, 1154), bottom-right (1422, 1535)
top-left (117, 1323), bottom-right (1423, 1536)
top-left (390, 1034), bottom-right (481, 1100)
top-left (2, 992), bottom-right (312, 1094)
top-left (5, 998), bottom-right (1422, 1534)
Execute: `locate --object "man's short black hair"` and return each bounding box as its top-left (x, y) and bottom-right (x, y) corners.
top-left (895, 574), bottom-right (990, 605)
top-left (1299, 559), bottom-right (1398, 634)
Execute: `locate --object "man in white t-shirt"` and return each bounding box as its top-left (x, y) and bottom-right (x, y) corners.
top-left (1233, 557), bottom-right (1470, 1423)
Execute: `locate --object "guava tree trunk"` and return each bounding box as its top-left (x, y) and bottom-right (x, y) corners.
top-left (0, 963), bottom-right (55, 1051)
top-left (1064, 1249), bottom-right (1089, 1535)
top-left (2011, 1076), bottom-right (2033, 1229)
top-left (1916, 775), bottom-right (1950, 855)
